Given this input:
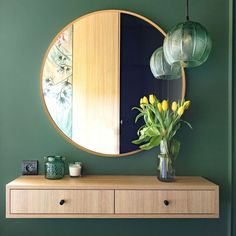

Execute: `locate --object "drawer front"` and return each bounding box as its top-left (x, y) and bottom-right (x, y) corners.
top-left (11, 190), bottom-right (114, 214)
top-left (115, 190), bottom-right (216, 214)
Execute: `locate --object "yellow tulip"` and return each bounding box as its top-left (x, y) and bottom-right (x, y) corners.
top-left (183, 100), bottom-right (190, 110)
top-left (157, 102), bottom-right (162, 112)
top-left (177, 106), bottom-right (185, 116)
top-left (140, 98), bottom-right (144, 109)
top-left (162, 100), bottom-right (168, 111)
top-left (149, 94), bottom-right (155, 105)
top-left (171, 101), bottom-right (178, 112)
top-left (140, 98), bottom-right (143, 105)
top-left (142, 96), bottom-right (149, 104)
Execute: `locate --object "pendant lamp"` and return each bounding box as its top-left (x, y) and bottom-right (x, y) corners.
top-left (163, 0), bottom-right (212, 68)
top-left (150, 47), bottom-right (181, 80)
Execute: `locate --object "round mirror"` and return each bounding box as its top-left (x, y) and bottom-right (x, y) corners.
top-left (41, 10), bottom-right (185, 157)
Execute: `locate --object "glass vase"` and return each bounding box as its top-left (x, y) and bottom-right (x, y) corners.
top-left (157, 140), bottom-right (175, 182)
top-left (44, 155), bottom-right (65, 180)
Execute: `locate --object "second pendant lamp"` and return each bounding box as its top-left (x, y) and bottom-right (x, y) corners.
top-left (150, 47), bottom-right (181, 80)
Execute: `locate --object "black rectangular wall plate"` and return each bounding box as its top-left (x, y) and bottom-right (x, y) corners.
top-left (22, 160), bottom-right (38, 175)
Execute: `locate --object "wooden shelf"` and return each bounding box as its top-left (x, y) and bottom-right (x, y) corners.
top-left (6, 175), bottom-right (219, 218)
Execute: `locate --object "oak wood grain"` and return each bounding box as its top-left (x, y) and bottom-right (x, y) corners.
top-left (6, 175), bottom-right (219, 218)
top-left (10, 189), bottom-right (114, 214)
top-left (115, 190), bottom-right (216, 214)
top-left (6, 175), bottom-right (219, 190)
top-left (72, 11), bottom-right (120, 154)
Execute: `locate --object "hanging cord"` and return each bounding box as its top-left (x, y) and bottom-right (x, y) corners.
top-left (186, 0), bottom-right (190, 21)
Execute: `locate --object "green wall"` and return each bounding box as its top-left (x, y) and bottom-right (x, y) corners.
top-left (0, 0), bottom-right (232, 235)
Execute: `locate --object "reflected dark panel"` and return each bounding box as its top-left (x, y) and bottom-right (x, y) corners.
top-left (119, 13), bottom-right (181, 153)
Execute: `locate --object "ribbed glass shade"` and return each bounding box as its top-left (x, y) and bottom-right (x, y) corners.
top-left (163, 21), bottom-right (212, 68)
top-left (150, 47), bottom-right (181, 80)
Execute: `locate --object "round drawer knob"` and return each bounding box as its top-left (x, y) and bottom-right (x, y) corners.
top-left (59, 199), bottom-right (65, 205)
top-left (163, 200), bottom-right (169, 206)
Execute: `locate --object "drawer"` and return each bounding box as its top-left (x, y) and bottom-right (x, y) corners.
top-left (115, 190), bottom-right (217, 214)
top-left (10, 189), bottom-right (114, 214)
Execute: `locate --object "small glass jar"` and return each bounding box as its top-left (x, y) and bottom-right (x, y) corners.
top-left (69, 162), bottom-right (82, 177)
top-left (44, 156), bottom-right (65, 179)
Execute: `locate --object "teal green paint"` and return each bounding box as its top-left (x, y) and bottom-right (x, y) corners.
top-left (0, 0), bottom-right (231, 235)
top-left (228, 0), bottom-right (233, 235)
top-left (232, 0), bottom-right (236, 235)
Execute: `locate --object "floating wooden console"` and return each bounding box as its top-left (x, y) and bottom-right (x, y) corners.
top-left (6, 175), bottom-right (219, 218)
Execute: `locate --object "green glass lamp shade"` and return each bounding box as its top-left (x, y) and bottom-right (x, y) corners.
top-left (163, 21), bottom-right (212, 68)
top-left (150, 47), bottom-right (181, 80)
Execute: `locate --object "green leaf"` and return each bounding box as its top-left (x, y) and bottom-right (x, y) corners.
top-left (147, 110), bottom-right (155, 124)
top-left (144, 114), bottom-right (149, 124)
top-left (139, 136), bottom-right (161, 150)
top-left (135, 113), bottom-right (145, 123)
top-left (170, 139), bottom-right (180, 160)
top-left (181, 120), bottom-right (193, 129)
top-left (166, 120), bottom-right (173, 138)
top-left (132, 135), bottom-right (150, 145)
top-left (137, 125), bottom-right (146, 135)
top-left (140, 127), bottom-right (149, 136)
top-left (145, 126), bottom-right (160, 136)
top-left (132, 107), bottom-right (143, 113)
top-left (169, 123), bottom-right (181, 139)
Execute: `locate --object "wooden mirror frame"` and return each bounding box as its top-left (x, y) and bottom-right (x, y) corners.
top-left (40, 9), bottom-right (186, 157)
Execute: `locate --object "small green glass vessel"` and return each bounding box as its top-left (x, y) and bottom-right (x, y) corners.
top-left (44, 156), bottom-right (65, 179)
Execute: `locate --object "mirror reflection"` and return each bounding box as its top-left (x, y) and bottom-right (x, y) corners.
top-left (42, 10), bottom-right (184, 156)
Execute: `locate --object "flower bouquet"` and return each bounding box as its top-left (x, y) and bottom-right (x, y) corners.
top-left (132, 94), bottom-right (192, 181)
